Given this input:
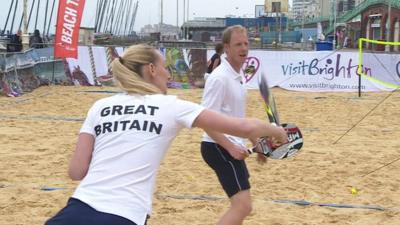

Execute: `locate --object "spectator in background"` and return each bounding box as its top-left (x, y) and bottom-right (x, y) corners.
top-left (204, 43), bottom-right (224, 80)
top-left (207, 43), bottom-right (224, 74)
top-left (7, 30), bottom-right (22, 52)
top-left (29, 29), bottom-right (44, 48)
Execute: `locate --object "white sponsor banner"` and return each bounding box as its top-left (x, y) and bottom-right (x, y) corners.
top-left (67, 46), bottom-right (95, 85)
top-left (91, 46), bottom-right (109, 78)
top-left (207, 49), bottom-right (399, 92)
top-left (67, 46), bottom-right (124, 85)
top-left (116, 47), bottom-right (124, 56)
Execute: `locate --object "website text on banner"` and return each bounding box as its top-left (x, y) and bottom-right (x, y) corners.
top-left (54, 0), bottom-right (86, 59)
top-left (206, 50), bottom-right (399, 92)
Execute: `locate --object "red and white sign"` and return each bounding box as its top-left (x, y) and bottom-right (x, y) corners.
top-left (54, 0), bottom-right (86, 59)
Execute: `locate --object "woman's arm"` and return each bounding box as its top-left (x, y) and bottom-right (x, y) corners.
top-left (192, 109), bottom-right (287, 143)
top-left (68, 133), bottom-right (94, 180)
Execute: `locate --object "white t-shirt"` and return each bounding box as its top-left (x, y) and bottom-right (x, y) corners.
top-left (72, 93), bottom-right (204, 225)
top-left (201, 57), bottom-right (247, 147)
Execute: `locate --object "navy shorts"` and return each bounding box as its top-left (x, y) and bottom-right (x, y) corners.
top-left (45, 198), bottom-right (144, 225)
top-left (201, 141), bottom-right (250, 197)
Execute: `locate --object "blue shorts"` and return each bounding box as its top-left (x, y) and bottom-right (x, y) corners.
top-left (201, 141), bottom-right (250, 197)
top-left (45, 198), bottom-right (144, 225)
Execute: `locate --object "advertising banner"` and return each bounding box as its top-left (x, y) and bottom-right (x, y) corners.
top-left (54, 0), bottom-right (86, 59)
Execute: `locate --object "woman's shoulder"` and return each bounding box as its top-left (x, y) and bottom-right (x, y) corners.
top-left (147, 94), bottom-right (178, 102)
top-left (147, 94), bottom-right (198, 107)
top-left (92, 94), bottom-right (183, 107)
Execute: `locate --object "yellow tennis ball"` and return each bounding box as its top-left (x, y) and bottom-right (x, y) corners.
top-left (351, 187), bottom-right (358, 195)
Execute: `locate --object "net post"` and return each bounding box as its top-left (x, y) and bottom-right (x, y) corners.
top-left (357, 38), bottom-right (364, 98)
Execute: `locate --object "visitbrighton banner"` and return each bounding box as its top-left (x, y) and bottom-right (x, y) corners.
top-left (54, 0), bottom-right (86, 59)
top-left (207, 50), bottom-right (399, 92)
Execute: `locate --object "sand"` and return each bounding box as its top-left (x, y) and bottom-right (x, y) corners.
top-left (0, 85), bottom-right (399, 225)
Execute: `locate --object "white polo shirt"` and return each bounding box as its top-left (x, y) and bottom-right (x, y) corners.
top-left (201, 57), bottom-right (247, 147)
top-left (72, 93), bottom-right (204, 225)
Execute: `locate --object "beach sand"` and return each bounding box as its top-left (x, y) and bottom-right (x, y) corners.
top-left (0, 85), bottom-right (399, 225)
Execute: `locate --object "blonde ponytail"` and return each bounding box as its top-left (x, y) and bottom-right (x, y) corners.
top-left (112, 45), bottom-right (162, 95)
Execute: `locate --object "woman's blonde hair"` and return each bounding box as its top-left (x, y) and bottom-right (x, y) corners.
top-left (112, 44), bottom-right (162, 94)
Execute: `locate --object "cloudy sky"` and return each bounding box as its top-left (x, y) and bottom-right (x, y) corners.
top-left (0, 0), bottom-right (292, 34)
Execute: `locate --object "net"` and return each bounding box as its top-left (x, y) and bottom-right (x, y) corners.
top-left (358, 38), bottom-right (400, 89)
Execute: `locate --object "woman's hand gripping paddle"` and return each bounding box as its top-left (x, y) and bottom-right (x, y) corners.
top-left (248, 74), bottom-right (304, 159)
top-left (248, 123), bottom-right (303, 159)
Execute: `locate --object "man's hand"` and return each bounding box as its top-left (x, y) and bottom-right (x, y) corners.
top-left (250, 137), bottom-right (267, 164)
top-left (253, 140), bottom-right (267, 164)
top-left (226, 144), bottom-right (249, 160)
top-left (256, 152), bottom-right (267, 164)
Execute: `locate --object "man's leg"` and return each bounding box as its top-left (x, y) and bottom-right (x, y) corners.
top-left (201, 142), bottom-right (252, 225)
top-left (217, 190), bottom-right (252, 225)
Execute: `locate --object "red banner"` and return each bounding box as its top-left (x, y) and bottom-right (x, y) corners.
top-left (54, 0), bottom-right (86, 59)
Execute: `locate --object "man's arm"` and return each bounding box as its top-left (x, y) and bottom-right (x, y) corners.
top-left (205, 130), bottom-right (248, 160)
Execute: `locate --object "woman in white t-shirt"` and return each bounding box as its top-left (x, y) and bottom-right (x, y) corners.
top-left (45, 44), bottom-right (287, 225)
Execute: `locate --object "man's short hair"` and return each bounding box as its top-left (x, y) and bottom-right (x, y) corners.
top-left (222, 25), bottom-right (247, 44)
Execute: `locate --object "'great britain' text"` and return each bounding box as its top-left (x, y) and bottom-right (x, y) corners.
top-left (94, 104), bottom-right (163, 136)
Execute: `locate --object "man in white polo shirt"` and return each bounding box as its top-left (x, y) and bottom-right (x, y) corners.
top-left (201, 25), bottom-right (267, 225)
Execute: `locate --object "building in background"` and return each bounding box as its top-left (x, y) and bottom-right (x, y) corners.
top-left (255, 5), bottom-right (266, 17)
top-left (291, 0), bottom-right (321, 20)
top-left (319, 0), bottom-right (331, 18)
top-left (264, 0), bottom-right (289, 16)
top-left (337, 0), bottom-right (356, 13)
top-left (139, 23), bottom-right (180, 41)
top-left (291, 0), bottom-right (367, 19)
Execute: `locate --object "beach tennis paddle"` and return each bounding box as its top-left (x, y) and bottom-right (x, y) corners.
top-left (249, 74), bottom-right (303, 159)
top-left (248, 123), bottom-right (303, 159)
top-left (258, 72), bottom-right (280, 125)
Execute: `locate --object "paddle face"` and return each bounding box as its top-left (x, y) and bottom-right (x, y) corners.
top-left (250, 123), bottom-right (303, 159)
top-left (256, 74), bottom-right (303, 159)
